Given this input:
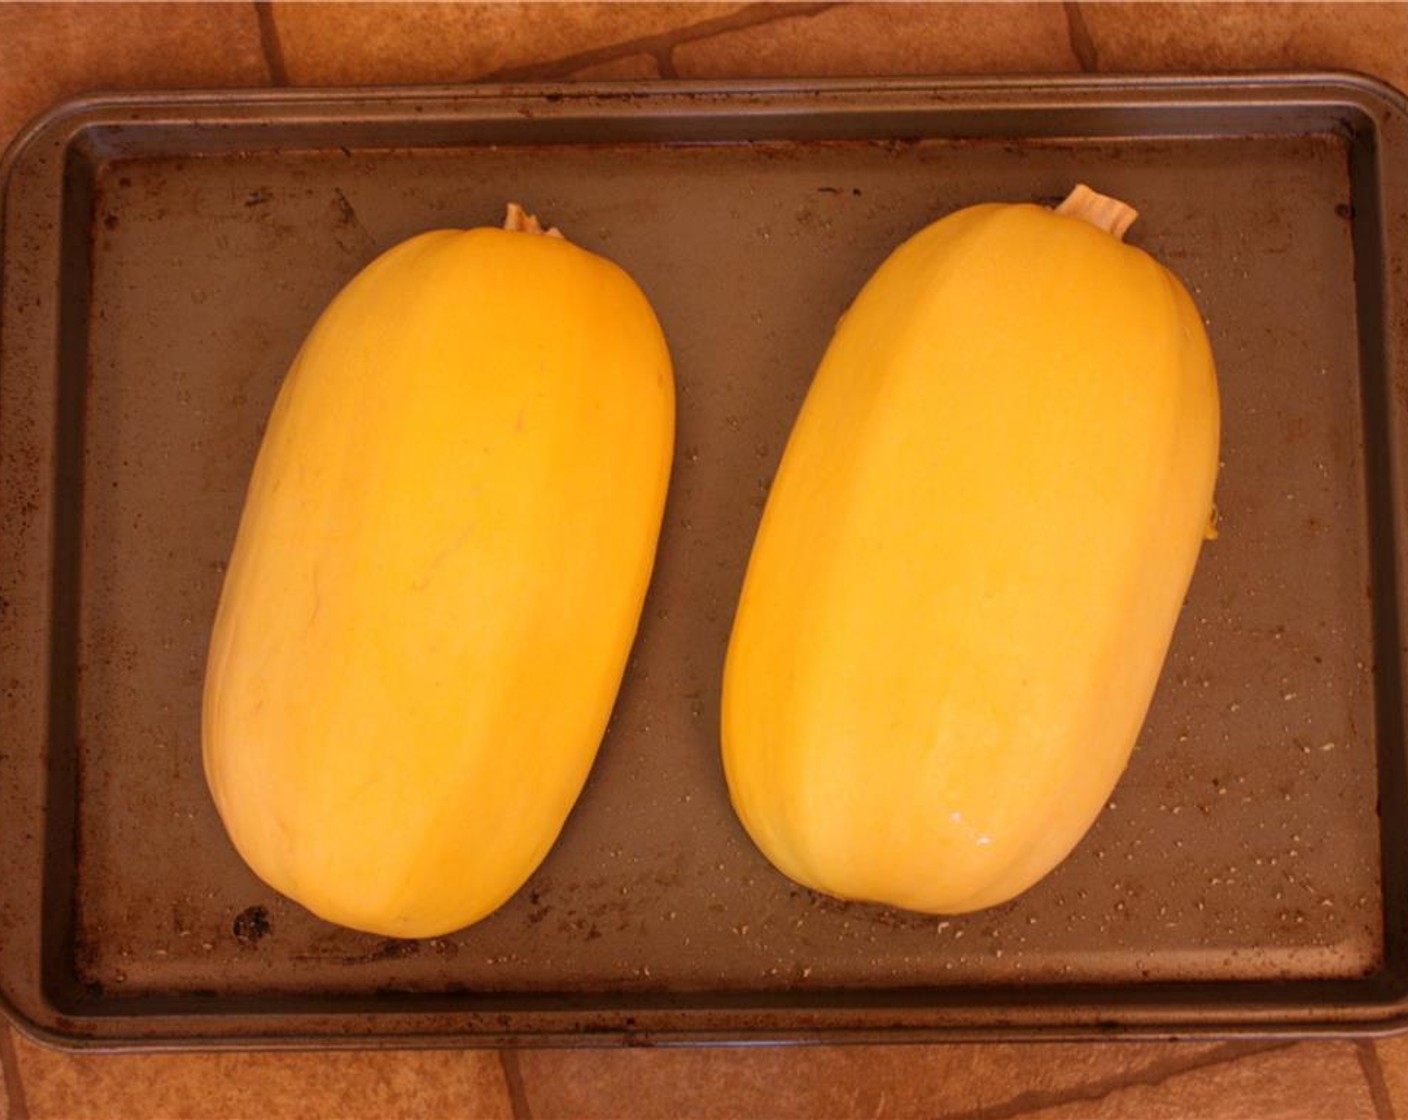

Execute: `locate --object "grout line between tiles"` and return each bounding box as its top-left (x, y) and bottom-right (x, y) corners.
top-left (499, 1049), bottom-right (534, 1120)
top-left (1062, 1), bottom-right (1099, 73)
top-left (477, 1), bottom-right (837, 82)
top-left (1360, 1041), bottom-right (1398, 1120)
top-left (254, 0), bottom-right (290, 86)
top-left (0, 1025), bottom-right (30, 1120)
top-left (936, 1041), bottom-right (1296, 1120)
top-left (655, 46), bottom-right (681, 81)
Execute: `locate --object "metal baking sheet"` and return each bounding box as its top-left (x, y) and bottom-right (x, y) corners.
top-left (3, 75), bottom-right (1408, 1048)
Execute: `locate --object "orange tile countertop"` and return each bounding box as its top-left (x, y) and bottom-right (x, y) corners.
top-left (4, 3), bottom-right (1408, 1118)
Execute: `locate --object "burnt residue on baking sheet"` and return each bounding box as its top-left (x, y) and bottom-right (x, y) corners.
top-left (3, 78), bottom-right (1408, 1044)
top-left (232, 906), bottom-right (271, 947)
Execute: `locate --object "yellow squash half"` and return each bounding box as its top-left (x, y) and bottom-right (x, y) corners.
top-left (723, 186), bottom-right (1219, 914)
top-left (204, 206), bottom-right (674, 938)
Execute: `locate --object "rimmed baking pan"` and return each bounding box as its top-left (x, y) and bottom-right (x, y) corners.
top-left (3, 74), bottom-right (1407, 1048)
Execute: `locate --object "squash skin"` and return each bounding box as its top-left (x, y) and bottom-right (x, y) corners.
top-left (203, 227), bottom-right (674, 938)
top-left (722, 201), bottom-right (1219, 914)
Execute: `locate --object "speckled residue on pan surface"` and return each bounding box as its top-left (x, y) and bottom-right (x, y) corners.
top-left (63, 134), bottom-right (1379, 992)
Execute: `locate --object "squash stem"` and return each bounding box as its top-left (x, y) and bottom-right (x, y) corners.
top-left (503, 201), bottom-right (565, 239)
top-left (1055, 184), bottom-right (1137, 241)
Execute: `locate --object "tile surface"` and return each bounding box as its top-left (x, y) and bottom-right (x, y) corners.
top-left (567, 53), bottom-right (665, 82)
top-left (1021, 1041), bottom-right (1376, 1120)
top-left (9, 1027), bottom-right (1393, 1119)
top-left (1372, 1034), bottom-right (1408, 1116)
top-left (1079, 1), bottom-right (1408, 93)
top-left (673, 2), bottom-right (1079, 78)
top-left (11, 1026), bottom-right (513, 1120)
top-left (514, 1040), bottom-right (1322, 1119)
top-left (0, 2), bottom-right (268, 153)
top-left (267, 1), bottom-right (745, 84)
top-left (0, 1026), bottom-right (16, 1119)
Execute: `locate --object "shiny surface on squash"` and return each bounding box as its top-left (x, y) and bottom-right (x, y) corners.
top-left (204, 226), bottom-right (674, 937)
top-left (723, 200), bottom-right (1220, 914)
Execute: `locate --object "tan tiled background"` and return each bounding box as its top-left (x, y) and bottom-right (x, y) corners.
top-left (3, 2), bottom-right (1408, 1117)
